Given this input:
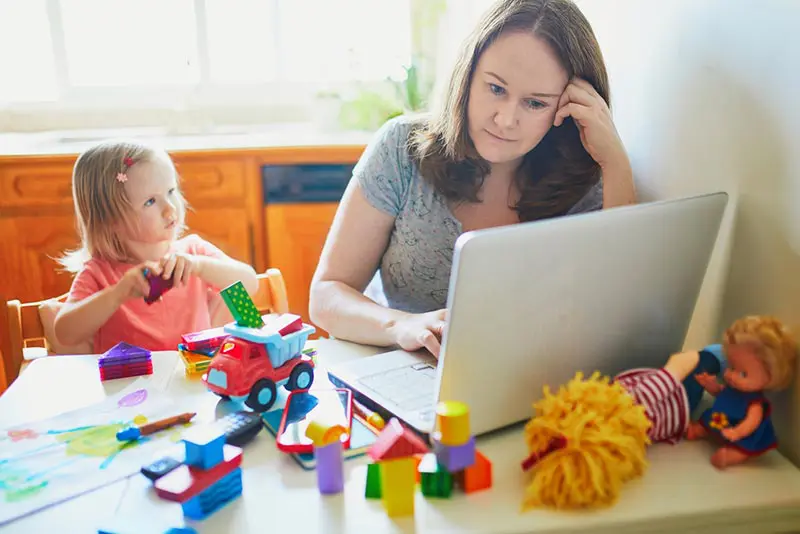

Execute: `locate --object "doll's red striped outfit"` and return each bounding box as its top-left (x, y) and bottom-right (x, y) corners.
top-left (614, 368), bottom-right (690, 444)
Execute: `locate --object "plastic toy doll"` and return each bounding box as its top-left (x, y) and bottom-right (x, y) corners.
top-left (686, 315), bottom-right (797, 469)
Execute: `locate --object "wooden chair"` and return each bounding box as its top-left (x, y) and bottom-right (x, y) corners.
top-left (1, 268), bottom-right (290, 394)
top-left (2, 293), bottom-right (67, 393)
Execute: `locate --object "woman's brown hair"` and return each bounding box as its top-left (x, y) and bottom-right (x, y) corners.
top-left (410, 0), bottom-right (609, 221)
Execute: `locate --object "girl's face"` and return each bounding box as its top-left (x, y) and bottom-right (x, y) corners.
top-left (467, 31), bottom-right (569, 172)
top-left (121, 153), bottom-right (183, 244)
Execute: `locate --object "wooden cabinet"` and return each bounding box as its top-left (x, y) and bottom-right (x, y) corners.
top-left (266, 203), bottom-right (340, 337)
top-left (0, 159), bottom-right (77, 300)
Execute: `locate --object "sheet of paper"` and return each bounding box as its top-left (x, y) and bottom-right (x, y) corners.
top-left (0, 379), bottom-right (198, 526)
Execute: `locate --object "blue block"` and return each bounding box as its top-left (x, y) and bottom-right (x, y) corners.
top-left (183, 426), bottom-right (226, 470)
top-left (433, 435), bottom-right (476, 472)
top-left (181, 468), bottom-right (243, 520)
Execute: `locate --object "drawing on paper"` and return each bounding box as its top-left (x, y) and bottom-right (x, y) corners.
top-left (0, 380), bottom-right (196, 526)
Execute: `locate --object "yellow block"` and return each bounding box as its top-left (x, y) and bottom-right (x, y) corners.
top-left (435, 400), bottom-right (470, 446)
top-left (380, 457), bottom-right (416, 517)
top-left (305, 420), bottom-right (347, 447)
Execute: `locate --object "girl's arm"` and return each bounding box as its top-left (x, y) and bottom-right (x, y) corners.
top-left (54, 263), bottom-right (154, 346)
top-left (195, 256), bottom-right (258, 296)
top-left (723, 402), bottom-right (764, 441)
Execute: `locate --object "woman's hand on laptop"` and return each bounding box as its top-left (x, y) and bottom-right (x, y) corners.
top-left (389, 309), bottom-right (448, 358)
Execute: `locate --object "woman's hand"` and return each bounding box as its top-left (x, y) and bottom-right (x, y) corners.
top-left (160, 252), bottom-right (201, 287)
top-left (115, 262), bottom-right (162, 301)
top-left (389, 309), bottom-right (448, 358)
top-left (553, 78), bottom-right (629, 171)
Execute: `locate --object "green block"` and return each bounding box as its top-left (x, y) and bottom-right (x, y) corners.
top-left (220, 281), bottom-right (264, 328)
top-left (419, 453), bottom-right (453, 498)
top-left (365, 462), bottom-right (382, 499)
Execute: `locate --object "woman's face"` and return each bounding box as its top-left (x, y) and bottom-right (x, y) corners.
top-left (467, 31), bottom-right (569, 170)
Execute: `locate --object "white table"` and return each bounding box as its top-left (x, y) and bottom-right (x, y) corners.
top-left (2, 339), bottom-right (800, 533)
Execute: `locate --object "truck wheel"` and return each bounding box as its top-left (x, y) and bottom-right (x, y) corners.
top-left (287, 363), bottom-right (314, 391)
top-left (245, 379), bottom-right (277, 412)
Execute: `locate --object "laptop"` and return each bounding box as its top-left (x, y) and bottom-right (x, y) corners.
top-left (328, 192), bottom-right (729, 439)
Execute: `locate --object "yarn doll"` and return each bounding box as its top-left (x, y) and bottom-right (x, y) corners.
top-left (521, 371), bottom-right (651, 510)
top-left (686, 315), bottom-right (797, 469)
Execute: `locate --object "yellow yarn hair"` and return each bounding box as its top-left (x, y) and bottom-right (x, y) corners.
top-left (522, 371), bottom-right (651, 510)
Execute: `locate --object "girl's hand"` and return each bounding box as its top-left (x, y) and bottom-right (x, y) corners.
top-left (389, 309), bottom-right (448, 358)
top-left (553, 78), bottom-right (629, 170)
top-left (115, 262), bottom-right (162, 301)
top-left (160, 252), bottom-right (201, 287)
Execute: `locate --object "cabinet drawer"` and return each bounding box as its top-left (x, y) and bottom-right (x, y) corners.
top-left (174, 159), bottom-right (246, 205)
top-left (0, 162), bottom-right (75, 208)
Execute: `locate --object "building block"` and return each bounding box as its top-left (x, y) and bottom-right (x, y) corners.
top-left (180, 467), bottom-right (242, 520)
top-left (264, 313), bottom-right (304, 336)
top-left (144, 268), bottom-right (174, 304)
top-left (178, 346), bottom-right (213, 376)
top-left (154, 445), bottom-right (242, 502)
top-left (220, 280), bottom-right (264, 328)
top-left (435, 401), bottom-right (471, 446)
top-left (379, 457), bottom-right (416, 517)
top-left (368, 417), bottom-right (429, 461)
top-left (365, 462), bottom-right (382, 499)
top-left (413, 453), bottom-right (424, 483)
top-left (418, 452), bottom-right (453, 498)
top-left (314, 440), bottom-right (344, 494)
top-left (433, 434), bottom-right (475, 472)
top-left (183, 426), bottom-right (226, 470)
top-left (305, 419), bottom-right (348, 447)
top-left (455, 449), bottom-right (493, 493)
top-left (181, 326), bottom-right (229, 353)
top-left (98, 342), bottom-right (153, 381)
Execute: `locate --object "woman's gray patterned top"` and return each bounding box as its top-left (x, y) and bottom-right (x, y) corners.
top-left (356, 115), bottom-right (603, 314)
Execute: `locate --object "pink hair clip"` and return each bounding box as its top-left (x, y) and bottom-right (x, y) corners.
top-left (116, 155), bottom-right (134, 183)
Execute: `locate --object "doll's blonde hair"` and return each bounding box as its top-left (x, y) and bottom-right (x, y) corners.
top-left (724, 315), bottom-right (797, 391)
top-left (59, 140), bottom-right (186, 272)
top-left (522, 371), bottom-right (651, 510)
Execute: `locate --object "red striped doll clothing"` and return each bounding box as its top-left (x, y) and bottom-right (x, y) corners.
top-left (614, 368), bottom-right (690, 444)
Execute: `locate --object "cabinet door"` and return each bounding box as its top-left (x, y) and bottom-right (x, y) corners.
top-left (266, 203), bottom-right (339, 337)
top-left (186, 208), bottom-right (252, 265)
top-left (0, 215), bottom-right (79, 302)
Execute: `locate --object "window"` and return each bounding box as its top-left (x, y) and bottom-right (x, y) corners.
top-left (0, 0), bottom-right (416, 130)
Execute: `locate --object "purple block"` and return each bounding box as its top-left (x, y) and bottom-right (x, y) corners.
top-left (433, 435), bottom-right (476, 472)
top-left (144, 269), bottom-right (174, 304)
top-left (98, 355), bottom-right (151, 367)
top-left (314, 441), bottom-right (344, 494)
top-left (99, 342), bottom-right (150, 360)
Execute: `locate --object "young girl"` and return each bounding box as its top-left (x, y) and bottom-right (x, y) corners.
top-left (54, 140), bottom-right (258, 354)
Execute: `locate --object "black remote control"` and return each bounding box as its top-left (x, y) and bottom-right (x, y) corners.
top-left (141, 456), bottom-right (182, 481)
top-left (219, 410), bottom-right (263, 447)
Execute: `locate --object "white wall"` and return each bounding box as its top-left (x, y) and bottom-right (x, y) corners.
top-left (576, 0), bottom-right (800, 466)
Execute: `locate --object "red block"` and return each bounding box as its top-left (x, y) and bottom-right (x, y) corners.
top-left (154, 444), bottom-right (243, 503)
top-left (181, 327), bottom-right (229, 352)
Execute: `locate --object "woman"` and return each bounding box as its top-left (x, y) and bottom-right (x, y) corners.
top-left (310, 0), bottom-right (636, 357)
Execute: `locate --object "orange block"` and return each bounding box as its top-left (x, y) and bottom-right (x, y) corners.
top-left (413, 453), bottom-right (424, 483)
top-left (456, 449), bottom-right (492, 493)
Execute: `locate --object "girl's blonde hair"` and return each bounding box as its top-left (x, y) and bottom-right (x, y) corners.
top-left (723, 315), bottom-right (798, 391)
top-left (522, 372), bottom-right (651, 510)
top-left (59, 140), bottom-right (186, 272)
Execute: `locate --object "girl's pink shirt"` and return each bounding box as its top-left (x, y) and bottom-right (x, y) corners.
top-left (66, 234), bottom-right (228, 354)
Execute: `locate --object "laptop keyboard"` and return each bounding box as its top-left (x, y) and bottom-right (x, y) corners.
top-left (357, 362), bottom-right (437, 415)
